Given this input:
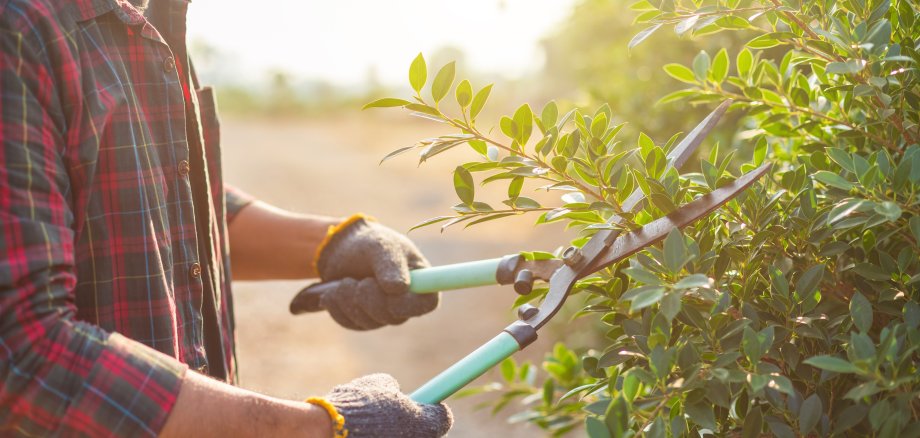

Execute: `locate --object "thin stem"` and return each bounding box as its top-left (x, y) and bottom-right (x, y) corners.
top-left (714, 88), bottom-right (900, 151)
top-left (457, 207), bottom-right (555, 216)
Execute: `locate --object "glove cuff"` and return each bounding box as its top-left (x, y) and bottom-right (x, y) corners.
top-left (313, 213), bottom-right (375, 273)
top-left (305, 396), bottom-right (348, 438)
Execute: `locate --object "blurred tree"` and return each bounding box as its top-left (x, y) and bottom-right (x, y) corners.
top-left (540, 0), bottom-right (749, 143)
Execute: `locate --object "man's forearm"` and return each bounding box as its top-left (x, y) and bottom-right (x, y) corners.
top-left (228, 200), bottom-right (341, 280)
top-left (160, 370), bottom-right (333, 437)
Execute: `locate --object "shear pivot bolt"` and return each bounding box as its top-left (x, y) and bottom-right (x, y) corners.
top-left (562, 246), bottom-right (584, 267)
top-left (513, 269), bottom-right (534, 295)
top-left (517, 304), bottom-right (539, 321)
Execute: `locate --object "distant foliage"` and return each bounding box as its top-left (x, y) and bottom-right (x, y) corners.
top-left (368, 0), bottom-right (920, 436)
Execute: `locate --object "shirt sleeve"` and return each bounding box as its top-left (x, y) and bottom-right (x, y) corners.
top-left (0, 15), bottom-right (187, 437)
top-left (225, 184), bottom-right (255, 224)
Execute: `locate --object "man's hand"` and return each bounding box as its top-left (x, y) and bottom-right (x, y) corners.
top-left (305, 216), bottom-right (439, 330)
top-left (315, 373), bottom-right (452, 438)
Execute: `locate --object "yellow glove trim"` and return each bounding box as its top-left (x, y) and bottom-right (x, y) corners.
top-left (305, 396), bottom-right (348, 438)
top-left (313, 213), bottom-right (376, 272)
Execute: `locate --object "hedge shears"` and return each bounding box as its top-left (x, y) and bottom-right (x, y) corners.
top-left (290, 100), bottom-right (771, 404)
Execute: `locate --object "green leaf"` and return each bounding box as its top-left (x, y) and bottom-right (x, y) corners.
top-left (379, 146), bottom-right (417, 165)
top-left (674, 274), bottom-right (712, 289)
top-left (586, 416), bottom-right (611, 438)
top-left (647, 416), bottom-right (666, 438)
top-left (663, 229), bottom-right (688, 274)
top-left (826, 60), bottom-right (866, 75)
top-left (624, 267), bottom-right (661, 285)
top-left (409, 53), bottom-right (427, 93)
top-left (453, 166), bottom-right (475, 205)
top-left (663, 63), bottom-right (697, 84)
top-left (470, 84), bottom-right (493, 120)
top-left (692, 50), bottom-right (711, 81)
top-left (629, 287), bottom-right (665, 312)
top-left (813, 171), bottom-right (855, 190)
top-left (769, 266), bottom-right (789, 298)
top-left (747, 34), bottom-right (784, 49)
top-left (362, 98), bottom-right (411, 110)
top-left (541, 101), bottom-right (558, 127)
top-left (660, 292), bottom-right (682, 321)
top-left (408, 215), bottom-right (454, 231)
top-left (455, 79), bottom-right (472, 108)
top-left (508, 177), bottom-right (523, 199)
top-left (710, 48), bottom-right (729, 83)
top-left (431, 62), bottom-right (456, 103)
top-left (850, 292), bottom-right (873, 332)
top-left (513, 104), bottom-right (534, 145)
top-left (826, 148), bottom-right (854, 172)
top-left (803, 355), bottom-right (860, 373)
top-left (499, 357), bottom-right (515, 382)
top-left (590, 112), bottom-right (608, 138)
top-left (656, 89), bottom-right (697, 105)
top-left (737, 48), bottom-right (753, 77)
top-left (911, 216), bottom-right (920, 243)
top-left (500, 116), bottom-right (518, 139)
top-left (844, 381), bottom-right (882, 400)
top-left (512, 197), bottom-right (541, 209)
top-left (796, 265), bottom-right (824, 295)
top-left (685, 401), bottom-right (717, 431)
top-left (799, 394), bottom-right (822, 435)
top-left (742, 406), bottom-right (763, 438)
top-left (604, 396), bottom-right (629, 436)
top-left (629, 24), bottom-right (662, 49)
top-left (874, 201), bottom-right (901, 222)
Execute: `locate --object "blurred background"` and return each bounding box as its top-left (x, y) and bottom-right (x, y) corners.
top-left (188, 0), bottom-right (731, 435)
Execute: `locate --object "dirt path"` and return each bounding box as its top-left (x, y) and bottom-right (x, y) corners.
top-left (221, 113), bottom-right (573, 436)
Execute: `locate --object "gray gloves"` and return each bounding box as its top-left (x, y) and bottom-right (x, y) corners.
top-left (318, 374), bottom-right (453, 437)
top-left (306, 217), bottom-right (439, 330)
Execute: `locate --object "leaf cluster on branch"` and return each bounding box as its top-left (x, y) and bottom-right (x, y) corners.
top-left (368, 0), bottom-right (920, 436)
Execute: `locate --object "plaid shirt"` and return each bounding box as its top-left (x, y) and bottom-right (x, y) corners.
top-left (0, 0), bottom-right (253, 435)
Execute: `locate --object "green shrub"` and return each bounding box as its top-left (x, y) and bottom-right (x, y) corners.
top-left (368, 0), bottom-right (920, 436)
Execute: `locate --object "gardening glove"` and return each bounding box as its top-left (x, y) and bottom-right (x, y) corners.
top-left (306, 373), bottom-right (453, 438)
top-left (299, 214), bottom-right (439, 330)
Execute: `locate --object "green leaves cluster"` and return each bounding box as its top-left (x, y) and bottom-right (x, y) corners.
top-left (367, 0), bottom-right (919, 435)
top-left (367, 53), bottom-right (710, 234)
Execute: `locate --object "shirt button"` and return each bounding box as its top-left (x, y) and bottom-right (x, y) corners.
top-left (189, 262), bottom-right (202, 279)
top-left (178, 160), bottom-right (190, 176)
top-left (163, 56), bottom-right (176, 73)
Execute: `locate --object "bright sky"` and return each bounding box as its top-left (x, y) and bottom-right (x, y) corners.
top-left (187, 0), bottom-right (577, 86)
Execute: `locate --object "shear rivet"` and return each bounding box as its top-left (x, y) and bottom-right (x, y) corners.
top-left (562, 246), bottom-right (584, 267)
top-left (517, 304), bottom-right (539, 321)
top-left (513, 269), bottom-right (534, 295)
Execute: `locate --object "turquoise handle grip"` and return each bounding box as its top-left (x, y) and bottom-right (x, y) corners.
top-left (408, 257), bottom-right (503, 293)
top-left (410, 331), bottom-right (521, 404)
top-left (290, 257), bottom-right (507, 313)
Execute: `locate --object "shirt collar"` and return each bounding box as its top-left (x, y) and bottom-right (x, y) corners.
top-left (70, 0), bottom-right (148, 25)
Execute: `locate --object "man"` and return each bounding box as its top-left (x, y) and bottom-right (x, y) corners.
top-left (0, 0), bottom-right (453, 436)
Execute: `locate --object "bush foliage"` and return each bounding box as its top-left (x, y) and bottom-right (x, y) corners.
top-left (367, 0), bottom-right (920, 436)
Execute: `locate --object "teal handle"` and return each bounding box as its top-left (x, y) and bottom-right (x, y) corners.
top-left (290, 257), bottom-right (506, 313)
top-left (408, 257), bottom-right (503, 293)
top-left (410, 331), bottom-right (521, 404)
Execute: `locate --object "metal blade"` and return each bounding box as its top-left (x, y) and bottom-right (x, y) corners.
top-left (581, 162), bottom-right (771, 276)
top-left (566, 100), bottom-right (732, 285)
top-left (618, 99), bottom-right (732, 216)
top-left (524, 163), bottom-right (771, 329)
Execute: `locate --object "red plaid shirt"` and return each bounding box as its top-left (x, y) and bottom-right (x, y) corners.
top-left (0, 0), bottom-right (253, 435)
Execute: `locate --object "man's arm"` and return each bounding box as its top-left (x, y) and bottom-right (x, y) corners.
top-left (0, 15), bottom-right (331, 436)
top-left (227, 200), bottom-right (341, 280)
top-left (160, 371), bottom-right (332, 437)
